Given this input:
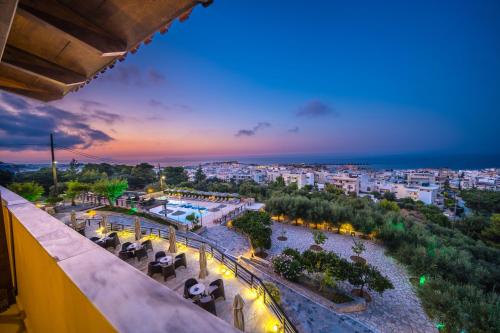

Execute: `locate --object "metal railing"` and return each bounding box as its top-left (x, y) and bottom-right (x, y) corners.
top-left (96, 221), bottom-right (298, 333)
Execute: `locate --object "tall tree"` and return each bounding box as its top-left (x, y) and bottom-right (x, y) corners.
top-left (92, 178), bottom-right (128, 206)
top-left (64, 180), bottom-right (90, 206)
top-left (162, 166), bottom-right (189, 185)
top-left (194, 165), bottom-right (206, 183)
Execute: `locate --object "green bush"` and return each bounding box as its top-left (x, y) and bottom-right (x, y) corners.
top-left (272, 254), bottom-right (303, 281)
top-left (263, 282), bottom-right (281, 304)
top-left (418, 278), bottom-right (500, 333)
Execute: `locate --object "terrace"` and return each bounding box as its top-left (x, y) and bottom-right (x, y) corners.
top-left (0, 186), bottom-right (242, 333)
top-left (84, 219), bottom-right (282, 333)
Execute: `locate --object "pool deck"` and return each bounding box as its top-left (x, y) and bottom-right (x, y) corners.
top-left (148, 197), bottom-right (246, 228)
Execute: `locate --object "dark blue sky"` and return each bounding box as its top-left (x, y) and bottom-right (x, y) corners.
top-left (1, 0), bottom-right (499, 162)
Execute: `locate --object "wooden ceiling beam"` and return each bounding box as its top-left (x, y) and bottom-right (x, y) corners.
top-left (2, 46), bottom-right (86, 85)
top-left (0, 0), bottom-right (19, 60)
top-left (17, 3), bottom-right (127, 56)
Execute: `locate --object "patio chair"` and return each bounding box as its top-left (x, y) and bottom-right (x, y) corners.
top-left (197, 296), bottom-right (217, 316)
top-left (135, 247), bottom-right (148, 261)
top-left (208, 279), bottom-right (225, 301)
top-left (155, 251), bottom-right (166, 261)
top-left (89, 236), bottom-right (100, 242)
top-left (148, 261), bottom-right (162, 277)
top-left (184, 278), bottom-right (198, 298)
top-left (119, 250), bottom-right (134, 261)
top-left (141, 239), bottom-right (153, 252)
top-left (162, 264), bottom-right (176, 281)
top-left (105, 232), bottom-right (120, 249)
top-left (174, 253), bottom-right (187, 269)
top-left (121, 242), bottom-right (132, 251)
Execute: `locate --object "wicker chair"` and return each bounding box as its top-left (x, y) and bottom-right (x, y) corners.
top-left (135, 247), bottom-right (148, 261)
top-left (208, 279), bottom-right (225, 301)
top-left (162, 264), bottom-right (176, 281)
top-left (147, 261), bottom-right (162, 277)
top-left (183, 278), bottom-right (198, 299)
top-left (155, 251), bottom-right (166, 261)
top-left (198, 296), bottom-right (217, 316)
top-left (141, 239), bottom-right (153, 252)
top-left (105, 233), bottom-right (120, 249)
top-left (174, 253), bottom-right (187, 269)
top-left (119, 250), bottom-right (133, 260)
top-left (121, 242), bottom-right (132, 251)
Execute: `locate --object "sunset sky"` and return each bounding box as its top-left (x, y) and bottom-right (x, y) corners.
top-left (1, 0), bottom-right (499, 164)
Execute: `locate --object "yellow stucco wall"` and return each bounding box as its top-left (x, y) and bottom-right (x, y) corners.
top-left (2, 205), bottom-right (116, 333)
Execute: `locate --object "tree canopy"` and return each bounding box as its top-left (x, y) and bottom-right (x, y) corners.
top-left (8, 181), bottom-right (44, 202)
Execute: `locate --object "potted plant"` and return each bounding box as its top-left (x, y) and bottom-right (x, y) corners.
top-left (310, 230), bottom-right (327, 251)
top-left (350, 238), bottom-right (367, 265)
top-left (347, 262), bottom-right (393, 302)
top-left (277, 226), bottom-right (287, 241)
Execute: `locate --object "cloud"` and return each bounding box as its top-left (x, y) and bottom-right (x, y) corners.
top-left (148, 99), bottom-right (191, 113)
top-left (79, 99), bottom-right (122, 124)
top-left (146, 99), bottom-right (192, 120)
top-left (235, 122), bottom-right (271, 137)
top-left (148, 70), bottom-right (166, 85)
top-left (288, 126), bottom-right (299, 133)
top-left (0, 93), bottom-right (113, 151)
top-left (101, 64), bottom-right (166, 86)
top-left (296, 100), bottom-right (337, 118)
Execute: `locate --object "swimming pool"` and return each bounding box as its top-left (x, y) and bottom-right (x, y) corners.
top-left (149, 198), bottom-right (208, 225)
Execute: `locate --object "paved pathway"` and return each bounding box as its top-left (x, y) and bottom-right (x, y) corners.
top-left (269, 223), bottom-right (437, 333)
top-left (200, 225), bottom-right (251, 257)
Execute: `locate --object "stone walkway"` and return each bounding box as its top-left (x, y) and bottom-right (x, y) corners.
top-left (200, 225), bottom-right (251, 257)
top-left (269, 223), bottom-right (437, 333)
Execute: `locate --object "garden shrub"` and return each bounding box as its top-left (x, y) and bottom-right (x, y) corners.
top-left (263, 282), bottom-right (281, 304)
top-left (272, 254), bottom-right (303, 281)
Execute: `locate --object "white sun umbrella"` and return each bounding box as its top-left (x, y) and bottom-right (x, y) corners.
top-left (134, 216), bottom-right (141, 241)
top-left (70, 210), bottom-right (77, 229)
top-left (233, 294), bottom-right (245, 331)
top-left (199, 244), bottom-right (208, 279)
top-left (168, 226), bottom-right (177, 253)
top-left (102, 215), bottom-right (109, 235)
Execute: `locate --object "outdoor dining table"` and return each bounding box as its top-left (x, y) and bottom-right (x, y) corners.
top-left (95, 236), bottom-right (110, 245)
top-left (158, 256), bottom-right (173, 266)
top-left (127, 243), bottom-right (142, 251)
top-left (189, 283), bottom-right (206, 296)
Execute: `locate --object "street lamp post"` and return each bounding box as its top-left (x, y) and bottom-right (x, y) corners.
top-left (160, 175), bottom-right (165, 191)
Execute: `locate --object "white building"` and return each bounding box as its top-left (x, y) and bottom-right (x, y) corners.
top-left (324, 174), bottom-right (360, 195)
top-left (392, 183), bottom-right (439, 205)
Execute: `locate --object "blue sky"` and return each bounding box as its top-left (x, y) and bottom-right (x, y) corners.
top-left (1, 0), bottom-right (499, 162)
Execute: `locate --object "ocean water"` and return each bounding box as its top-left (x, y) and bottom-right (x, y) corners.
top-left (160, 153), bottom-right (500, 170)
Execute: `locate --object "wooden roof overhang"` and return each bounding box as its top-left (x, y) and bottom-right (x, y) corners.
top-left (0, 0), bottom-right (212, 101)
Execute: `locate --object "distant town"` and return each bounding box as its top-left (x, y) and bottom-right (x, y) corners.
top-left (3, 160), bottom-right (498, 217)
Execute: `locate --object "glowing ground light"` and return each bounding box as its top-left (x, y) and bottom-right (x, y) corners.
top-left (87, 210), bottom-right (96, 217)
top-left (436, 323), bottom-right (445, 330)
top-left (419, 275), bottom-right (426, 286)
top-left (265, 321), bottom-right (282, 333)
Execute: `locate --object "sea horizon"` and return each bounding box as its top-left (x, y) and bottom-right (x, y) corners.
top-left (4, 152), bottom-right (499, 171)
